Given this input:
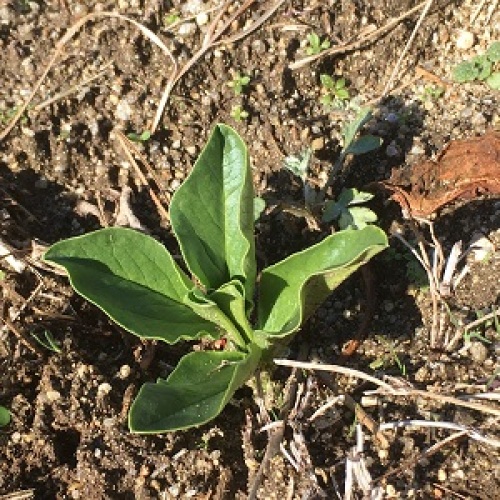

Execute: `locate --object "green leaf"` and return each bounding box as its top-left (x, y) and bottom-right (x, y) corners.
top-left (472, 55), bottom-right (492, 80)
top-left (320, 74), bottom-right (334, 88)
top-left (0, 405), bottom-right (10, 427)
top-left (339, 206), bottom-right (378, 230)
top-left (335, 78), bottom-right (346, 90)
top-left (44, 228), bottom-right (218, 343)
top-left (452, 60), bottom-right (479, 82)
top-left (486, 41), bottom-right (500, 62)
top-left (129, 345), bottom-right (261, 433)
top-left (486, 72), bottom-right (500, 89)
top-left (257, 226), bottom-right (388, 336)
top-left (170, 124), bottom-right (256, 301)
top-left (187, 280), bottom-right (253, 348)
top-left (346, 135), bottom-right (382, 155)
top-left (342, 107), bottom-right (373, 149)
top-left (335, 88), bottom-right (350, 100)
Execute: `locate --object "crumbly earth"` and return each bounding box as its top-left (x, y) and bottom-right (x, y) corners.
top-left (0, 0), bottom-right (499, 498)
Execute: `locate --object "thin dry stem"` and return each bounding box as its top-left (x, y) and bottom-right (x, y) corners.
top-left (274, 359), bottom-right (396, 393)
top-left (380, 0), bottom-right (434, 98)
top-left (289, 1), bottom-right (429, 70)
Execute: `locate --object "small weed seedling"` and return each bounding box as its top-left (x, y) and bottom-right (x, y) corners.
top-left (228, 73), bottom-right (251, 95)
top-left (0, 406), bottom-right (10, 428)
top-left (305, 32), bottom-right (330, 55)
top-left (127, 130), bottom-right (151, 143)
top-left (164, 12), bottom-right (180, 26)
top-left (322, 188), bottom-right (377, 229)
top-left (319, 74), bottom-right (350, 108)
top-left (230, 104), bottom-right (249, 122)
top-left (30, 330), bottom-right (62, 353)
top-left (45, 124), bottom-right (388, 433)
top-left (452, 41), bottom-right (500, 89)
top-left (419, 85), bottom-right (445, 101)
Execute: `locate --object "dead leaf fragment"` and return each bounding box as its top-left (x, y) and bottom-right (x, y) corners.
top-left (378, 131), bottom-right (500, 218)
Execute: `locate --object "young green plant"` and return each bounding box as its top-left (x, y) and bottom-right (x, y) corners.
top-left (44, 124), bottom-right (388, 433)
top-left (452, 41), bottom-right (500, 90)
top-left (319, 74), bottom-right (350, 108)
top-left (305, 32), bottom-right (330, 55)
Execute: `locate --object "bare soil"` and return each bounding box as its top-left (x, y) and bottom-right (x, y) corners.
top-left (0, 1), bottom-right (499, 499)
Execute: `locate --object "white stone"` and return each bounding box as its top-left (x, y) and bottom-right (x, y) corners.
top-left (456, 30), bottom-right (475, 50)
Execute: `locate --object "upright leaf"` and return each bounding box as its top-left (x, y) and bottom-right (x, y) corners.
top-left (129, 345), bottom-right (261, 433)
top-left (187, 280), bottom-right (253, 348)
top-left (257, 226), bottom-right (387, 336)
top-left (44, 228), bottom-right (218, 343)
top-left (170, 124), bottom-right (256, 300)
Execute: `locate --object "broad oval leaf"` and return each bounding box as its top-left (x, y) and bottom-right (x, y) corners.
top-left (129, 345), bottom-right (261, 433)
top-left (170, 124), bottom-right (256, 301)
top-left (257, 226), bottom-right (388, 336)
top-left (44, 228), bottom-right (218, 343)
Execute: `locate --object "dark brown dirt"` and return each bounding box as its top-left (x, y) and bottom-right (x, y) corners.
top-left (0, 1), bottom-right (499, 499)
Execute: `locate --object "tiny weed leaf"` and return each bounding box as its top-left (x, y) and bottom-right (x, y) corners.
top-left (44, 228), bottom-right (218, 343)
top-left (452, 60), bottom-right (479, 82)
top-left (339, 206), bottom-right (378, 229)
top-left (0, 406), bottom-right (10, 427)
top-left (320, 74), bottom-right (334, 88)
top-left (257, 226), bottom-right (387, 337)
top-left (486, 72), bottom-right (500, 89)
top-left (322, 188), bottom-right (375, 224)
top-left (486, 41), bottom-right (500, 62)
top-left (170, 124), bottom-right (256, 300)
top-left (129, 346), bottom-right (261, 433)
top-left (283, 148), bottom-right (312, 181)
top-left (31, 330), bottom-right (62, 353)
top-left (472, 55), bottom-right (492, 80)
top-left (345, 135), bottom-right (382, 155)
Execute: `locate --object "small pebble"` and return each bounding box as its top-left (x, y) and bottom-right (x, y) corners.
top-left (195, 12), bottom-right (209, 26)
top-left (469, 341), bottom-right (488, 363)
top-left (119, 365), bottom-right (131, 379)
top-left (437, 468), bottom-right (447, 481)
top-left (46, 390), bottom-right (61, 402)
top-left (311, 137), bottom-right (324, 151)
top-left (115, 99), bottom-right (132, 121)
top-left (455, 30), bottom-right (475, 50)
top-left (97, 382), bottom-right (112, 397)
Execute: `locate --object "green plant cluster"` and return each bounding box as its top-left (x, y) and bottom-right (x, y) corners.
top-left (44, 124), bottom-right (388, 433)
top-left (305, 32), bottom-right (330, 55)
top-left (452, 41), bottom-right (500, 89)
top-left (319, 74), bottom-right (350, 107)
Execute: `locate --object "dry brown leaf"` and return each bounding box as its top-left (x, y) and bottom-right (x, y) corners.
top-left (377, 131), bottom-right (500, 218)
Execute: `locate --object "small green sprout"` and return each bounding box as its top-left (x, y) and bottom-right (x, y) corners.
top-left (452, 41), bottom-right (500, 89)
top-left (30, 330), bottom-right (62, 353)
top-left (370, 336), bottom-right (407, 376)
top-left (230, 104), bottom-right (249, 122)
top-left (322, 188), bottom-right (377, 229)
top-left (0, 406), bottom-right (10, 428)
top-left (319, 74), bottom-right (350, 107)
top-left (164, 12), bottom-right (180, 26)
top-left (420, 85), bottom-right (445, 101)
top-left (228, 73), bottom-right (251, 95)
top-left (127, 130), bottom-right (151, 143)
top-left (305, 32), bottom-right (330, 55)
